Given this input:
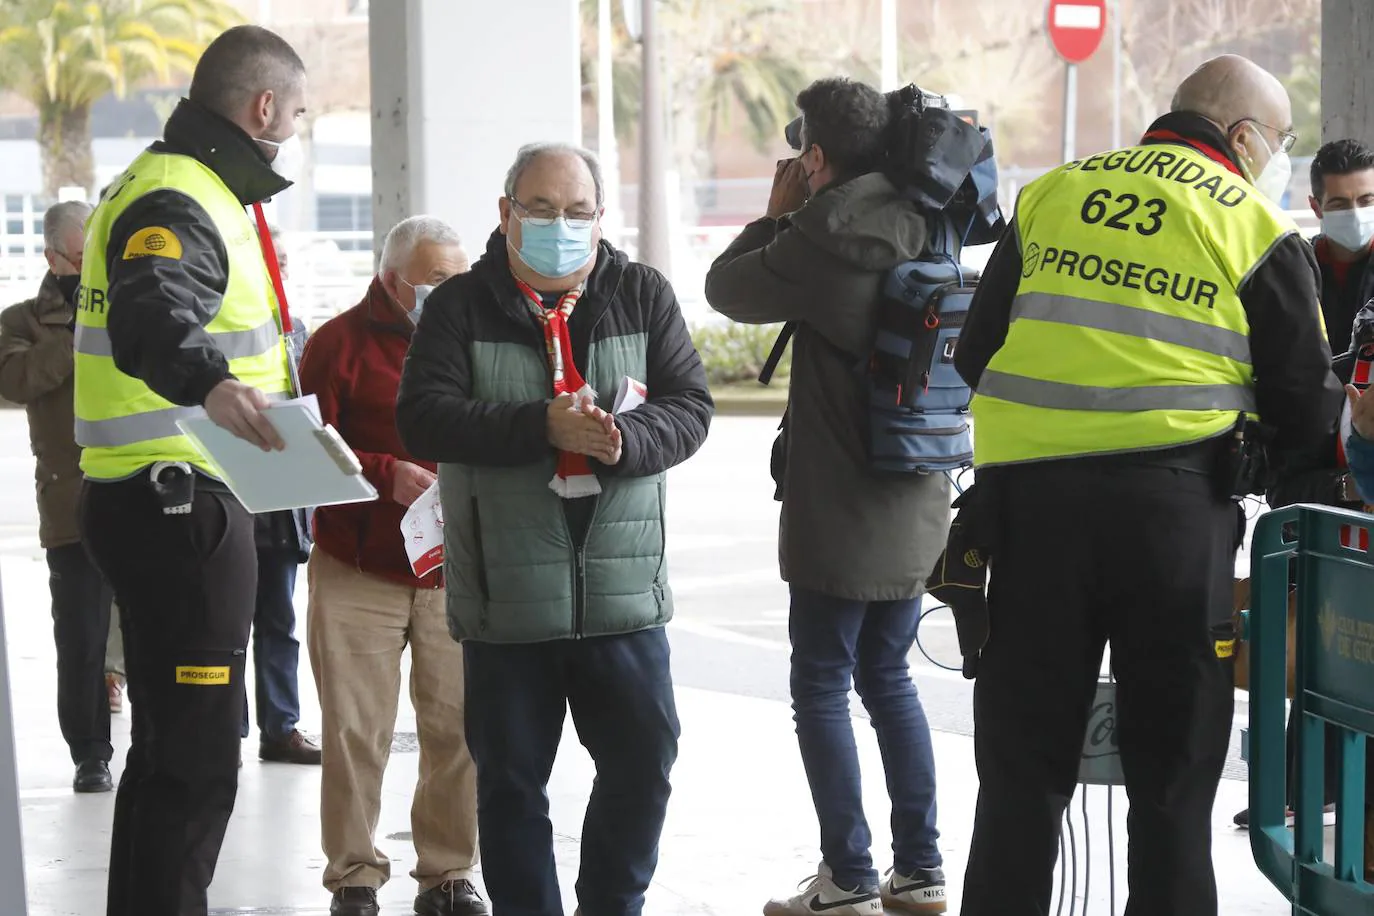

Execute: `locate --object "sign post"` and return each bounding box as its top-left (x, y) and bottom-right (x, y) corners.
top-left (1047, 0), bottom-right (1108, 163)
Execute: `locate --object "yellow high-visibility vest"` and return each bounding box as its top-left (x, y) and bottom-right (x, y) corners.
top-left (75, 151), bottom-right (291, 480)
top-left (972, 142), bottom-right (1298, 467)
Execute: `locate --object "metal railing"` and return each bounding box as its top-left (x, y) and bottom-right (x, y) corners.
top-left (1248, 505), bottom-right (1374, 915)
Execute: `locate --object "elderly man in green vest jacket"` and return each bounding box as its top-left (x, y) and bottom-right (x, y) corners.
top-left (397, 141), bottom-right (713, 916)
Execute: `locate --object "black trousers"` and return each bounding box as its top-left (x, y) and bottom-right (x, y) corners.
top-left (80, 477), bottom-right (257, 916)
top-left (46, 542), bottom-right (114, 765)
top-left (960, 460), bottom-right (1237, 916)
top-left (463, 628), bottom-right (680, 916)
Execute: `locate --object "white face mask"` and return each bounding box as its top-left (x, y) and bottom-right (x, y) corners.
top-left (399, 278), bottom-right (434, 324)
top-left (1322, 206), bottom-right (1374, 253)
top-left (410, 284), bottom-right (434, 324)
top-left (1239, 126), bottom-right (1290, 203)
top-left (1254, 150), bottom-right (1292, 204)
top-left (259, 133), bottom-right (304, 183)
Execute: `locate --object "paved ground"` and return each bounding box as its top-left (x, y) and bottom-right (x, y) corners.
top-left (0, 410), bottom-right (1296, 914)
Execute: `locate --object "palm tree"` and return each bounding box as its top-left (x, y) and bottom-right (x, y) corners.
top-left (581, 0), bottom-right (808, 151)
top-left (0, 0), bottom-right (241, 197)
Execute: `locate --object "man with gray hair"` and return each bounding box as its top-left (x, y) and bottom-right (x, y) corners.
top-left (300, 215), bottom-right (482, 916)
top-left (0, 200), bottom-right (116, 794)
top-left (397, 142), bottom-right (712, 916)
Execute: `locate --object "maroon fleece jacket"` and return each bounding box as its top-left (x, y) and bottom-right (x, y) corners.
top-left (298, 277), bottom-right (441, 588)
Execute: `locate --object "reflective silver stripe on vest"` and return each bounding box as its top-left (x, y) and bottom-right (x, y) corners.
top-left (977, 370), bottom-right (1257, 413)
top-left (74, 320), bottom-right (280, 361)
top-left (1010, 292), bottom-right (1252, 365)
top-left (76, 405), bottom-right (204, 447)
top-left (76, 391), bottom-right (291, 448)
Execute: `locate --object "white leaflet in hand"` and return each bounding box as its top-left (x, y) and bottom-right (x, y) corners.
top-left (401, 479), bottom-right (444, 578)
top-left (614, 376), bottom-right (648, 413)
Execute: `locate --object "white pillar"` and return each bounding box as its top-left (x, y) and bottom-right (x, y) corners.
top-left (880, 0), bottom-right (899, 91)
top-left (1322, 0), bottom-right (1374, 145)
top-left (369, 0), bottom-right (583, 265)
top-left (0, 573), bottom-right (27, 916)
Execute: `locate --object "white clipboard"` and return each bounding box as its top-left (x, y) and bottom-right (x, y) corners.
top-left (176, 395), bottom-right (379, 513)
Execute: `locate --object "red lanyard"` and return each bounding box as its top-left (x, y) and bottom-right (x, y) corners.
top-left (252, 202), bottom-right (293, 334)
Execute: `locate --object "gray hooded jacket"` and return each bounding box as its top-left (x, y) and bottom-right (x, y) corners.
top-left (705, 172), bottom-right (951, 601)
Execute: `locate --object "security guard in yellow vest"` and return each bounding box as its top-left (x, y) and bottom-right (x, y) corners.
top-left (952, 55), bottom-right (1342, 916)
top-left (74, 25), bottom-right (307, 916)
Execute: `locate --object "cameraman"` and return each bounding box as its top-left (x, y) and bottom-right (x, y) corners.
top-left (705, 77), bottom-right (949, 916)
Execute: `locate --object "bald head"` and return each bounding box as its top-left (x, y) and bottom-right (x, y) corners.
top-left (1171, 55), bottom-right (1291, 134)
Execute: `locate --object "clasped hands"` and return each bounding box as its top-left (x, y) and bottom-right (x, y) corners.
top-left (547, 392), bottom-right (623, 466)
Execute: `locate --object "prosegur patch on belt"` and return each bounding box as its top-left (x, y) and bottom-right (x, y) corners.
top-left (175, 665), bottom-right (230, 685)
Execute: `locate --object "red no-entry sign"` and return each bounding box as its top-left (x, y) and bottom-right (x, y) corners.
top-left (1047, 0), bottom-right (1107, 64)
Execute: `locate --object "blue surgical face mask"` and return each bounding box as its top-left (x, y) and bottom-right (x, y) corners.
top-left (512, 216), bottom-right (597, 279)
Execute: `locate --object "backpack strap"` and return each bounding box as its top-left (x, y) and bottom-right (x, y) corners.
top-left (759, 321), bottom-right (798, 386)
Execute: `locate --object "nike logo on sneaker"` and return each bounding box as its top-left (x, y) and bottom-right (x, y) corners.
top-left (889, 882), bottom-right (946, 898)
top-left (807, 892), bottom-right (880, 913)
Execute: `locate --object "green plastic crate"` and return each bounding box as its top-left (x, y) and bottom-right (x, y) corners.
top-left (1250, 505), bottom-right (1374, 915)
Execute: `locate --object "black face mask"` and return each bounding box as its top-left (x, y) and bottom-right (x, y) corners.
top-left (54, 274), bottom-right (80, 305)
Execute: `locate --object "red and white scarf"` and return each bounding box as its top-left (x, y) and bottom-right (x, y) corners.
top-left (515, 278), bottom-right (602, 499)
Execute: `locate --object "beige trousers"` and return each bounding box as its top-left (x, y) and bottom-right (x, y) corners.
top-left (307, 547), bottom-right (477, 891)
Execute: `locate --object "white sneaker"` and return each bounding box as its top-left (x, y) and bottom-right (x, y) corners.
top-left (763, 863), bottom-right (883, 916)
top-left (880, 866), bottom-right (947, 914)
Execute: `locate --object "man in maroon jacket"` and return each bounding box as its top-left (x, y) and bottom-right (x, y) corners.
top-left (299, 216), bottom-right (485, 916)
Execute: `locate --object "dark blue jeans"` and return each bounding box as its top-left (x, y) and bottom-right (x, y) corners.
top-left (241, 552), bottom-right (302, 740)
top-left (463, 627), bottom-right (679, 916)
top-left (789, 585), bottom-right (941, 889)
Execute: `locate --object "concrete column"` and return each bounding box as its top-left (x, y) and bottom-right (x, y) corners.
top-left (369, 0), bottom-right (583, 265)
top-left (1321, 0), bottom-right (1374, 144)
top-left (0, 572), bottom-right (28, 916)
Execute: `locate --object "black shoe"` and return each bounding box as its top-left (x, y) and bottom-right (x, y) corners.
top-left (415, 879), bottom-right (488, 916)
top-left (331, 886), bottom-right (379, 916)
top-left (73, 760), bottom-right (112, 793)
top-left (261, 729), bottom-right (323, 765)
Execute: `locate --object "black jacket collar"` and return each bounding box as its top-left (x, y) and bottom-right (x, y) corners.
top-left (473, 228), bottom-right (628, 329)
top-left (154, 99), bottom-right (292, 205)
top-left (1140, 111), bottom-right (1245, 176)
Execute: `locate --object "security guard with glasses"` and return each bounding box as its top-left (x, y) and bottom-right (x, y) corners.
top-left (74, 25), bottom-right (308, 916)
top-left (951, 55), bottom-right (1342, 916)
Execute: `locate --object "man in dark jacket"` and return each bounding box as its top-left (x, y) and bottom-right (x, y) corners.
top-left (705, 77), bottom-right (950, 916)
top-left (0, 200), bottom-right (114, 794)
top-left (396, 141), bottom-right (712, 916)
top-left (1307, 139), bottom-right (1374, 355)
top-left (953, 55), bottom-right (1341, 916)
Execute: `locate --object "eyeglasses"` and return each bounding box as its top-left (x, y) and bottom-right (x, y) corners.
top-left (1233, 118), bottom-right (1297, 155)
top-left (509, 198), bottom-right (600, 230)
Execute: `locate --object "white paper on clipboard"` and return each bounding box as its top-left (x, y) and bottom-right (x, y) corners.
top-left (176, 395), bottom-right (378, 513)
